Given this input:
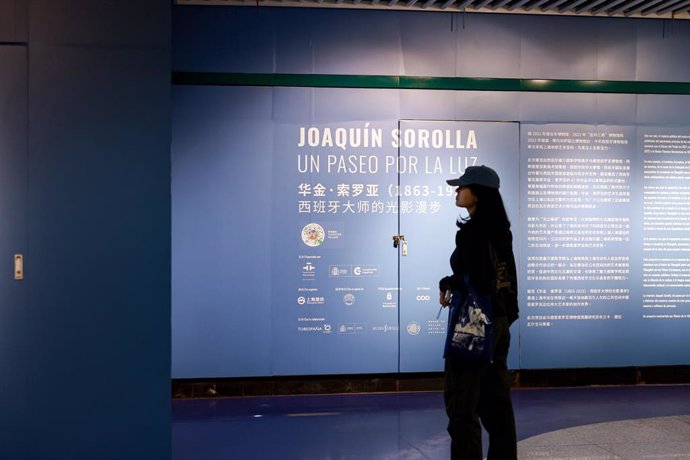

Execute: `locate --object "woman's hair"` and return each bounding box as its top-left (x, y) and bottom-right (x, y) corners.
top-left (457, 184), bottom-right (511, 233)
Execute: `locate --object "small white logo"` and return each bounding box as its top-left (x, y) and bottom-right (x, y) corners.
top-left (407, 322), bottom-right (421, 335)
top-left (297, 296), bottom-right (306, 305)
top-left (303, 262), bottom-right (316, 272)
top-left (343, 294), bottom-right (355, 306)
top-left (302, 262), bottom-right (316, 280)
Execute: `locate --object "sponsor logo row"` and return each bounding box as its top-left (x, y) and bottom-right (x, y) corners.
top-left (302, 261), bottom-right (380, 280)
top-left (296, 293), bottom-right (434, 306)
top-left (297, 320), bottom-right (446, 335)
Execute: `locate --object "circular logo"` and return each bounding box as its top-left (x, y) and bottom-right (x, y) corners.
top-left (301, 223), bottom-right (325, 247)
top-left (297, 296), bottom-right (306, 305)
top-left (343, 294), bottom-right (355, 306)
top-left (407, 322), bottom-right (421, 335)
top-left (353, 266), bottom-right (362, 276)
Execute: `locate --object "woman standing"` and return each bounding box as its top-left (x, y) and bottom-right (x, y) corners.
top-left (438, 165), bottom-right (519, 460)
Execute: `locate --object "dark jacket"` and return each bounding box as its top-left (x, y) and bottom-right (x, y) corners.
top-left (439, 221), bottom-right (519, 324)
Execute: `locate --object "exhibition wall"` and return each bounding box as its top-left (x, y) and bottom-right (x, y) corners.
top-left (0, 1), bottom-right (171, 458)
top-left (171, 6), bottom-right (690, 378)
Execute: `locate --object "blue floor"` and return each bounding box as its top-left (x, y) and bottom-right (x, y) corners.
top-left (172, 384), bottom-right (690, 459)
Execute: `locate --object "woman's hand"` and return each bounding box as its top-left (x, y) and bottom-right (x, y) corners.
top-left (439, 291), bottom-right (451, 307)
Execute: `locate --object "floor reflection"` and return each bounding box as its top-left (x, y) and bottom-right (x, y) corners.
top-left (172, 385), bottom-right (690, 459)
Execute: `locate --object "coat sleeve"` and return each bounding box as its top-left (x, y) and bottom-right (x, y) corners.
top-left (494, 232), bottom-right (519, 325)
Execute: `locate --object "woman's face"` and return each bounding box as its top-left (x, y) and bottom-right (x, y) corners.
top-left (455, 186), bottom-right (478, 214)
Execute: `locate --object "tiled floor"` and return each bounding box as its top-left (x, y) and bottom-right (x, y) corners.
top-left (172, 384), bottom-right (690, 459)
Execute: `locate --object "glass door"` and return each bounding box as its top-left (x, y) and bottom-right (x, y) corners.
top-left (396, 120), bottom-right (521, 372)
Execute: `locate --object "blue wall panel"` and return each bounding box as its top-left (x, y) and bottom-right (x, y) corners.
top-left (313, 87), bottom-right (401, 121)
top-left (273, 87), bottom-right (315, 122)
top-left (275, 9), bottom-right (316, 74)
top-left (400, 89), bottom-right (458, 120)
top-left (19, 1), bottom-right (171, 458)
top-left (172, 86), bottom-right (273, 378)
top-left (0, 44), bottom-right (27, 460)
top-left (454, 91), bottom-right (521, 122)
top-left (520, 92), bottom-right (598, 123)
top-left (637, 94), bottom-right (690, 125)
top-left (173, 6), bottom-right (276, 73)
top-left (594, 93), bottom-right (638, 125)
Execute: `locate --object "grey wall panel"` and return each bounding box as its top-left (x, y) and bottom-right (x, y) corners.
top-left (455, 14), bottom-right (522, 79)
top-left (595, 20), bottom-right (637, 81)
top-left (521, 16), bottom-right (598, 80)
top-left (311, 10), bottom-right (402, 75)
top-left (0, 0), bottom-right (28, 43)
top-left (400, 13), bottom-right (456, 77)
top-left (636, 21), bottom-right (690, 82)
top-left (30, 0), bottom-right (168, 47)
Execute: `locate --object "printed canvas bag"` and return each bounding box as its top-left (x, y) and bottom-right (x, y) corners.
top-left (444, 275), bottom-right (494, 363)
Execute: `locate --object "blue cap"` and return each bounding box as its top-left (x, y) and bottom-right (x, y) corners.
top-left (446, 165), bottom-right (500, 189)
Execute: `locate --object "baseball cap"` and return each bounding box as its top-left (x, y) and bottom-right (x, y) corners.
top-left (446, 165), bottom-right (500, 189)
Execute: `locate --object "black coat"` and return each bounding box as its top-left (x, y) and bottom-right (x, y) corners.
top-left (439, 221), bottom-right (519, 324)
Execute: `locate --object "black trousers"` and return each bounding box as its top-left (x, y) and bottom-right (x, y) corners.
top-left (444, 316), bottom-right (517, 460)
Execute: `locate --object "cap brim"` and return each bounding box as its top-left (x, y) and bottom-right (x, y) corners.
top-left (446, 178), bottom-right (464, 186)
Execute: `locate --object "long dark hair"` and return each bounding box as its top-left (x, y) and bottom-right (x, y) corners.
top-left (458, 184), bottom-right (511, 235)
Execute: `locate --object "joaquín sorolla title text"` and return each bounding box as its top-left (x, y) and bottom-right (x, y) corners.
top-left (297, 124), bottom-right (478, 175)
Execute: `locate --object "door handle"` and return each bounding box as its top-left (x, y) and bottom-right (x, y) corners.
top-left (392, 235), bottom-right (408, 256)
